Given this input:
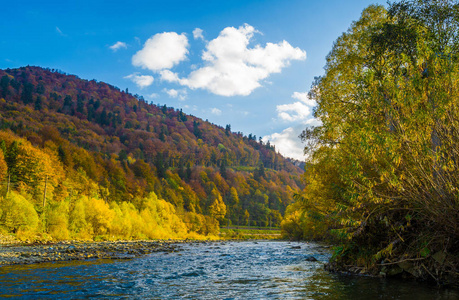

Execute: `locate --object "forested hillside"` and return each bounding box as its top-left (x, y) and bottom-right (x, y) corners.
top-left (282, 1), bottom-right (459, 286)
top-left (0, 66), bottom-right (303, 241)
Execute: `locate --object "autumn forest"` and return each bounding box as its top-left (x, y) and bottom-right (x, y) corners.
top-left (0, 66), bottom-right (303, 241)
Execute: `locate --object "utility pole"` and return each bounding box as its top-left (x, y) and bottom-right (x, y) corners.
top-left (6, 174), bottom-right (10, 198)
top-left (43, 175), bottom-right (48, 208)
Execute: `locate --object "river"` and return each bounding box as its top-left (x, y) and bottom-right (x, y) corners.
top-left (0, 241), bottom-right (457, 299)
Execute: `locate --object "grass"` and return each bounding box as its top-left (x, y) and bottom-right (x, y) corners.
top-left (219, 228), bottom-right (282, 240)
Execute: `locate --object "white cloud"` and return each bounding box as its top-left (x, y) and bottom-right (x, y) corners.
top-left (277, 102), bottom-right (311, 122)
top-left (164, 88), bottom-right (187, 100)
top-left (160, 70), bottom-right (180, 82)
top-left (266, 91), bottom-right (321, 160)
top-left (149, 93), bottom-right (159, 99)
top-left (263, 125), bottom-right (306, 160)
top-left (109, 41), bottom-right (127, 51)
top-left (292, 91), bottom-right (316, 106)
top-left (124, 73), bottom-right (154, 88)
top-left (132, 32), bottom-right (189, 71)
top-left (264, 117), bottom-right (321, 161)
top-left (178, 90), bottom-right (188, 100)
top-left (193, 28), bottom-right (204, 40)
top-left (160, 24), bottom-right (306, 96)
top-left (165, 88), bottom-right (178, 98)
top-left (210, 108), bottom-right (222, 115)
top-left (276, 91), bottom-right (318, 123)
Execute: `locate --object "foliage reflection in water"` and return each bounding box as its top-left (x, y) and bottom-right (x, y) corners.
top-left (0, 241), bottom-right (457, 299)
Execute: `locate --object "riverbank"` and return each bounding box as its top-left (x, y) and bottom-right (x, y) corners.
top-left (0, 229), bottom-right (282, 266)
top-left (324, 254), bottom-right (459, 289)
top-left (0, 239), bottom-right (188, 266)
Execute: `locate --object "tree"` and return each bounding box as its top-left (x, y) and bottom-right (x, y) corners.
top-left (288, 1), bottom-right (459, 282)
top-left (185, 163), bottom-right (192, 182)
top-left (178, 161), bottom-right (185, 179)
top-left (57, 144), bottom-right (72, 167)
top-left (36, 82), bottom-right (45, 95)
top-left (243, 209), bottom-right (250, 226)
top-left (193, 120), bottom-right (202, 138)
top-left (5, 140), bottom-right (19, 183)
top-left (0, 150), bottom-right (7, 182)
top-left (225, 124), bottom-right (231, 136)
top-left (34, 96), bottom-right (42, 111)
top-left (0, 75), bottom-right (9, 98)
top-left (1, 192), bottom-right (39, 233)
top-left (254, 162), bottom-right (265, 180)
top-left (209, 188), bottom-right (226, 221)
top-left (21, 82), bottom-right (34, 104)
top-left (77, 94), bottom-right (85, 114)
top-left (155, 153), bottom-right (166, 178)
top-left (86, 197), bottom-right (115, 236)
top-left (228, 187), bottom-right (239, 207)
top-left (118, 149), bottom-right (128, 161)
top-left (46, 201), bottom-right (70, 240)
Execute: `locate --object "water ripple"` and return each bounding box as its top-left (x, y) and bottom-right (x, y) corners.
top-left (0, 241), bottom-right (457, 299)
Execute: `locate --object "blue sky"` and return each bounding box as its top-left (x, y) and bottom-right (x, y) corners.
top-left (1, 0), bottom-right (384, 160)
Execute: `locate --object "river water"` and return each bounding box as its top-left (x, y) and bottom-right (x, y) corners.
top-left (0, 241), bottom-right (457, 299)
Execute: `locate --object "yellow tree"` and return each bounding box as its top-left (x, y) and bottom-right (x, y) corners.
top-left (209, 187), bottom-right (227, 221)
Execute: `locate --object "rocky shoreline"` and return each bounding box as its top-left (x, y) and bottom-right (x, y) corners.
top-left (324, 255), bottom-right (459, 289)
top-left (0, 240), bottom-right (186, 266)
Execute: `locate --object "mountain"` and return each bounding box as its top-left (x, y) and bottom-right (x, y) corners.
top-left (0, 66), bottom-right (303, 240)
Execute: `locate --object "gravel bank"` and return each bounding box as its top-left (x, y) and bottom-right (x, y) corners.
top-left (0, 240), bottom-right (184, 266)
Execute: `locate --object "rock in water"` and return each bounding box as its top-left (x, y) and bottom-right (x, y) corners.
top-left (305, 256), bottom-right (318, 262)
